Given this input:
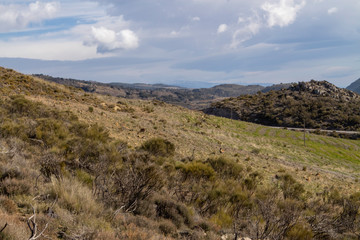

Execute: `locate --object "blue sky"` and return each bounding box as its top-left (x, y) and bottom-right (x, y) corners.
top-left (0, 0), bottom-right (359, 88)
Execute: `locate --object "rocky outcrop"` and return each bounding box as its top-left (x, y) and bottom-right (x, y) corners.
top-left (290, 80), bottom-right (359, 101)
top-left (202, 80), bottom-right (360, 131)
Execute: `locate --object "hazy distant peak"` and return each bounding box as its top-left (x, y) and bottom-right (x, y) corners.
top-left (346, 78), bottom-right (360, 94)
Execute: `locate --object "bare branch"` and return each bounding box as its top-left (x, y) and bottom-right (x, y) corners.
top-left (27, 204), bottom-right (49, 240)
top-left (0, 223), bottom-right (8, 233)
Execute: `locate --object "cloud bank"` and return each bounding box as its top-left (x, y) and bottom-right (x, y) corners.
top-left (0, 1), bottom-right (59, 32)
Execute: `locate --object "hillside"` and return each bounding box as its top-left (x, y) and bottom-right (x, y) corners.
top-left (34, 74), bottom-right (265, 109)
top-left (1, 67), bottom-right (360, 239)
top-left (347, 78), bottom-right (360, 94)
top-left (204, 80), bottom-right (360, 131)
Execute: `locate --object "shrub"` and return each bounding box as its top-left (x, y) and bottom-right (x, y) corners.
top-left (0, 178), bottom-right (31, 196)
top-left (35, 118), bottom-right (69, 146)
top-left (8, 95), bottom-right (37, 116)
top-left (286, 223), bottom-right (314, 240)
top-left (207, 157), bottom-right (243, 180)
top-left (178, 161), bottom-right (216, 180)
top-left (39, 153), bottom-right (63, 180)
top-left (154, 196), bottom-right (193, 228)
top-left (75, 169), bottom-right (93, 186)
top-left (108, 162), bottom-right (164, 212)
top-left (210, 210), bottom-right (232, 228)
top-left (158, 219), bottom-right (177, 236)
top-left (141, 138), bottom-right (175, 157)
top-left (278, 174), bottom-right (305, 200)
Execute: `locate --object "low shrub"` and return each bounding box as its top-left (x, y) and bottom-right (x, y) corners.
top-left (158, 219), bottom-right (177, 236)
top-left (206, 157), bottom-right (243, 180)
top-left (0, 178), bottom-right (32, 196)
top-left (154, 196), bottom-right (193, 228)
top-left (141, 138), bottom-right (175, 157)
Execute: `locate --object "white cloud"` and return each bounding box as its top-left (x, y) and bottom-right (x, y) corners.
top-left (0, 39), bottom-right (100, 60)
top-left (0, 1), bottom-right (59, 32)
top-left (88, 26), bottom-right (139, 53)
top-left (192, 16), bottom-right (200, 21)
top-left (262, 0), bottom-right (306, 27)
top-left (327, 7), bottom-right (338, 15)
top-left (217, 24), bottom-right (228, 33)
top-left (231, 19), bottom-right (261, 48)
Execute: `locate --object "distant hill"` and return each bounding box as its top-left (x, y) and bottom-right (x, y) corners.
top-left (204, 80), bottom-right (360, 131)
top-left (34, 74), bottom-right (265, 109)
top-left (346, 78), bottom-right (360, 94)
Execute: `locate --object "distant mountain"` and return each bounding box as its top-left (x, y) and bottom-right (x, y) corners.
top-left (109, 82), bottom-right (184, 90)
top-left (204, 80), bottom-right (360, 131)
top-left (34, 74), bottom-right (265, 109)
top-left (346, 78), bottom-right (360, 94)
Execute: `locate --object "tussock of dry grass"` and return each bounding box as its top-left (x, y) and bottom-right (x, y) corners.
top-left (48, 177), bottom-right (103, 216)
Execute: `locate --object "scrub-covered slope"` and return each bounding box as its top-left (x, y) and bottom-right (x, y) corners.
top-left (1, 67), bottom-right (360, 240)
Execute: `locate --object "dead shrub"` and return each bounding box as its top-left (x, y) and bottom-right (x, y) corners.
top-left (158, 219), bottom-right (177, 236)
top-left (0, 196), bottom-right (17, 213)
top-left (0, 178), bottom-right (31, 196)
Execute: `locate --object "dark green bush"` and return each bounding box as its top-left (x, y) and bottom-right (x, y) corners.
top-left (278, 174), bottom-right (305, 200)
top-left (154, 197), bottom-right (193, 228)
top-left (286, 223), bottom-right (314, 240)
top-left (207, 157), bottom-right (243, 180)
top-left (35, 118), bottom-right (69, 146)
top-left (178, 161), bottom-right (215, 180)
top-left (141, 138), bottom-right (175, 157)
top-left (158, 220), bottom-right (177, 236)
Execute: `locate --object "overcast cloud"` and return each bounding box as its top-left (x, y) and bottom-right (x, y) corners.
top-left (0, 0), bottom-right (359, 87)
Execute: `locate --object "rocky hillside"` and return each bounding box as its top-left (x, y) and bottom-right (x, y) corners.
top-left (347, 78), bottom-right (360, 94)
top-left (204, 80), bottom-right (360, 131)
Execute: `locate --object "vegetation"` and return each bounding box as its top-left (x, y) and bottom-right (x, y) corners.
top-left (205, 80), bottom-right (360, 131)
top-left (1, 67), bottom-right (360, 239)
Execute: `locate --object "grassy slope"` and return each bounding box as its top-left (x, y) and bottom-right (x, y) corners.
top-left (1, 67), bottom-right (360, 238)
top-left (22, 75), bottom-right (360, 194)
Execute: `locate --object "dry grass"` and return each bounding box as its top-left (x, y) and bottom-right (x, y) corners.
top-left (48, 177), bottom-right (103, 216)
top-left (27, 92), bottom-right (360, 194)
top-left (0, 210), bottom-right (30, 240)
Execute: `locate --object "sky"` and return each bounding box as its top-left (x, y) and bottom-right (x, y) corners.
top-left (0, 0), bottom-right (359, 88)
